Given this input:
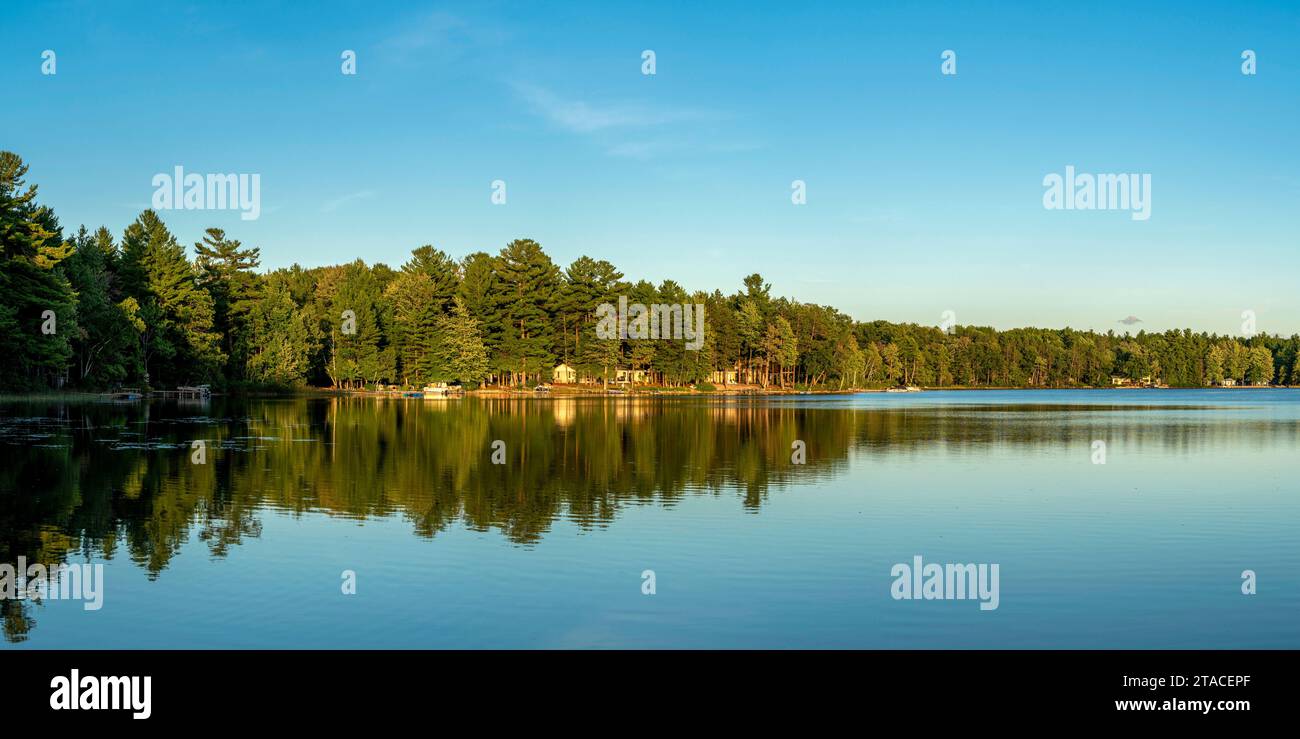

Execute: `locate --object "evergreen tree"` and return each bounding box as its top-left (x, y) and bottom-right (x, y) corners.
top-left (4, 152), bottom-right (1300, 394)
top-left (1247, 345), bottom-right (1274, 385)
top-left (493, 239), bottom-right (559, 385)
top-left (558, 256), bottom-right (623, 363)
top-left (194, 228), bottom-right (261, 380)
top-left (436, 296), bottom-right (490, 386)
top-left (119, 211), bottom-right (222, 385)
top-left (245, 281), bottom-right (312, 386)
top-left (402, 245), bottom-right (459, 311)
top-left (327, 261), bottom-right (385, 388)
top-left (459, 251), bottom-right (503, 380)
top-left (0, 152), bottom-right (77, 388)
top-left (62, 226), bottom-right (142, 386)
top-left (384, 270), bottom-right (439, 385)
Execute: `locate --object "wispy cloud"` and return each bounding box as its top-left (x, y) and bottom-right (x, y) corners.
top-left (513, 83), bottom-right (713, 134)
top-left (1118, 315), bottom-right (1144, 325)
top-left (381, 11), bottom-right (466, 53)
top-left (378, 11), bottom-right (508, 63)
top-left (322, 191), bottom-right (376, 213)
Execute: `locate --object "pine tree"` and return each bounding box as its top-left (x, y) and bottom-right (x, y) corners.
top-left (1247, 345), bottom-right (1275, 385)
top-left (327, 261), bottom-right (385, 388)
top-left (194, 228), bottom-right (261, 380)
top-left (493, 239), bottom-right (560, 385)
top-left (245, 281), bottom-right (311, 385)
top-left (63, 226), bottom-right (142, 386)
top-left (459, 251), bottom-right (503, 381)
top-left (384, 270), bottom-right (439, 385)
top-left (558, 256), bottom-right (624, 363)
top-left (402, 245), bottom-right (459, 311)
top-left (119, 211), bottom-right (222, 386)
top-left (436, 296), bottom-right (490, 386)
top-left (0, 152), bottom-right (77, 388)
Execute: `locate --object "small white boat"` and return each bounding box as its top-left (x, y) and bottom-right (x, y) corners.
top-left (422, 383), bottom-right (463, 399)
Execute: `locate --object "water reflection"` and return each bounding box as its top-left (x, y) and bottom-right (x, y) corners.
top-left (1, 391), bottom-right (1296, 643)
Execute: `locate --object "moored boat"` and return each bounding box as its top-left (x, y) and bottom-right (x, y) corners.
top-left (422, 383), bottom-right (460, 399)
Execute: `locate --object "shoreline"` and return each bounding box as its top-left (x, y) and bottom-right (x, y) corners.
top-left (3, 384), bottom-right (1294, 403)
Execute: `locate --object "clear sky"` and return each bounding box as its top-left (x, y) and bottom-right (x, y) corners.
top-left (2, 0), bottom-right (1297, 335)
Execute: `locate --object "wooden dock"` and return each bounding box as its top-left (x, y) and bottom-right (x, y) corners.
top-left (150, 385), bottom-right (212, 399)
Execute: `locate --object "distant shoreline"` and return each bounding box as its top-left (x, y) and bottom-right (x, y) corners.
top-left (3, 385), bottom-right (1294, 403)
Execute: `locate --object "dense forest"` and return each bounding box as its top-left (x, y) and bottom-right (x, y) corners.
top-left (2, 150), bottom-right (1297, 392)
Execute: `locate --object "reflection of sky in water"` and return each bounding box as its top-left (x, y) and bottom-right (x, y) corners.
top-left (2, 389), bottom-right (1297, 648)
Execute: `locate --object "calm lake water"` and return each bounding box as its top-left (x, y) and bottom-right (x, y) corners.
top-left (1, 389), bottom-right (1297, 648)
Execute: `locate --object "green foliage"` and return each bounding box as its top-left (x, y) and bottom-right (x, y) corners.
top-left (493, 239), bottom-right (560, 385)
top-left (119, 210), bottom-right (223, 386)
top-left (436, 296), bottom-right (490, 386)
top-left (244, 281), bottom-right (312, 386)
top-left (3, 152), bottom-right (1299, 394)
top-left (63, 227), bottom-right (142, 385)
top-left (0, 151), bottom-right (77, 389)
top-left (194, 227), bottom-right (260, 380)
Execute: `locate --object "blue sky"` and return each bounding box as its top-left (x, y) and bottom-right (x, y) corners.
top-left (2, 0), bottom-right (1297, 334)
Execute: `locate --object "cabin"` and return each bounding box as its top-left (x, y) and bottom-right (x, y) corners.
top-left (553, 363), bottom-right (578, 384)
top-left (1112, 375), bottom-right (1159, 388)
top-left (614, 367), bottom-right (647, 384)
top-left (1222, 378), bottom-right (1238, 387)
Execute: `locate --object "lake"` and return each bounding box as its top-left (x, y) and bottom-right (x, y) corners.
top-left (1, 389), bottom-right (1297, 648)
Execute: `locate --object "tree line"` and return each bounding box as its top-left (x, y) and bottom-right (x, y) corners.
top-left (2, 150), bottom-right (1298, 392)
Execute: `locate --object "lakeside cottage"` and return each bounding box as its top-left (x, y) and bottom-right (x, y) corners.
top-left (551, 364), bottom-right (653, 386)
top-left (614, 367), bottom-right (647, 384)
top-left (1111, 375), bottom-right (1162, 388)
top-left (553, 363), bottom-right (578, 384)
top-left (550, 363), bottom-right (755, 388)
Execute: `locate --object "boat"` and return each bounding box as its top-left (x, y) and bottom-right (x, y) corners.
top-left (886, 386), bottom-right (923, 393)
top-left (422, 383), bottom-right (461, 399)
top-left (534, 384), bottom-right (552, 394)
top-left (401, 391), bottom-right (424, 398)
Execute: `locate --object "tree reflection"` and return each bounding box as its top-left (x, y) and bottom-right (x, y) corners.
top-left (0, 396), bottom-right (854, 640)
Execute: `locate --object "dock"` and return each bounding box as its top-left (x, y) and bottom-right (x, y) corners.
top-left (149, 385), bottom-right (212, 399)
